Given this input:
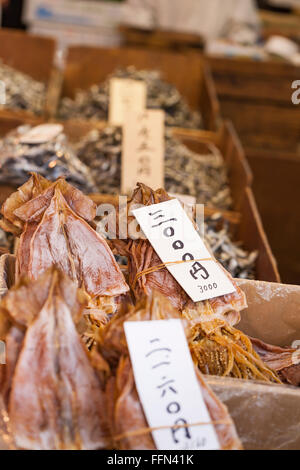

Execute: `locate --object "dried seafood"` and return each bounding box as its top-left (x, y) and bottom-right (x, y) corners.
top-left (205, 213), bottom-right (258, 279)
top-left (251, 337), bottom-right (300, 387)
top-left (0, 174), bottom-right (129, 309)
top-left (111, 183), bottom-right (280, 383)
top-left (76, 126), bottom-right (232, 209)
top-left (99, 291), bottom-right (242, 450)
top-left (59, 66), bottom-right (202, 129)
top-left (0, 61), bottom-right (46, 115)
top-left (0, 268), bottom-right (110, 450)
top-left (0, 125), bottom-right (97, 193)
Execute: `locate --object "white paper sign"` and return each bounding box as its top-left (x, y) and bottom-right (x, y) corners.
top-left (121, 109), bottom-right (164, 194)
top-left (124, 319), bottom-right (220, 450)
top-left (19, 124), bottom-right (63, 144)
top-left (109, 78), bottom-right (147, 126)
top-left (133, 199), bottom-right (235, 302)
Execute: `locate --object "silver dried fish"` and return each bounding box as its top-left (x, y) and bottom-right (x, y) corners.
top-left (0, 61), bottom-right (46, 115)
top-left (59, 66), bottom-right (202, 129)
top-left (0, 125), bottom-right (97, 193)
top-left (75, 126), bottom-right (232, 210)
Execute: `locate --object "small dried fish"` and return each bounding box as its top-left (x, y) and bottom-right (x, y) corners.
top-left (59, 66), bottom-right (202, 129)
top-left (75, 126), bottom-right (232, 209)
top-left (0, 125), bottom-right (97, 193)
top-left (204, 213), bottom-right (258, 280)
top-left (0, 61), bottom-right (46, 115)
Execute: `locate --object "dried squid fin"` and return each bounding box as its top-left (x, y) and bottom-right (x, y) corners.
top-left (9, 270), bottom-right (109, 450)
top-left (27, 189), bottom-right (129, 298)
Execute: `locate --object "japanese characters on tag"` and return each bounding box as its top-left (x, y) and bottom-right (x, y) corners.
top-left (19, 124), bottom-right (63, 145)
top-left (109, 78), bottom-right (147, 126)
top-left (121, 109), bottom-right (165, 194)
top-left (133, 199), bottom-right (235, 302)
top-left (124, 319), bottom-right (220, 450)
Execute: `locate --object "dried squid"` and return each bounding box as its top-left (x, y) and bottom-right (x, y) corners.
top-left (0, 268), bottom-right (110, 450)
top-left (111, 183), bottom-right (280, 383)
top-left (99, 291), bottom-right (242, 450)
top-left (0, 174), bottom-right (129, 330)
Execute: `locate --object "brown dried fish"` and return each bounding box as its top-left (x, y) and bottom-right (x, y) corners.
top-left (99, 291), bottom-right (242, 450)
top-left (59, 66), bottom-right (202, 129)
top-left (0, 268), bottom-right (110, 450)
top-left (75, 126), bottom-right (232, 209)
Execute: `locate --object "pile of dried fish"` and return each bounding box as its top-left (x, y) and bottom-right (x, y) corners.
top-left (59, 66), bottom-right (202, 129)
top-left (98, 291), bottom-right (242, 450)
top-left (0, 125), bottom-right (97, 193)
top-left (0, 61), bottom-right (46, 115)
top-left (205, 213), bottom-right (258, 279)
top-left (76, 126), bottom-right (232, 209)
top-left (111, 183), bottom-right (280, 384)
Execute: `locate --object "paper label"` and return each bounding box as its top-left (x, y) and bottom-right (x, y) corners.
top-left (121, 109), bottom-right (164, 194)
top-left (19, 124), bottom-right (63, 144)
top-left (109, 78), bottom-right (147, 126)
top-left (133, 199), bottom-right (235, 302)
top-left (124, 319), bottom-right (220, 450)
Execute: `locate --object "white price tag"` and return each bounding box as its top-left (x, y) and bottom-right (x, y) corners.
top-left (109, 78), bottom-right (147, 126)
top-left (133, 199), bottom-right (235, 302)
top-left (124, 319), bottom-right (220, 450)
top-left (121, 109), bottom-right (164, 194)
top-left (19, 124), bottom-right (63, 144)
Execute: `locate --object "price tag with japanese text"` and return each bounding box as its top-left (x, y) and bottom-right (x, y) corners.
top-left (121, 109), bottom-right (164, 194)
top-left (109, 78), bottom-right (147, 126)
top-left (133, 198), bottom-right (235, 302)
top-left (124, 319), bottom-right (220, 450)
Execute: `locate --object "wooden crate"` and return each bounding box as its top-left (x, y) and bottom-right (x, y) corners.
top-left (0, 28), bottom-right (57, 119)
top-left (247, 148), bottom-right (300, 285)
top-left (59, 45), bottom-right (221, 131)
top-left (208, 55), bottom-right (300, 153)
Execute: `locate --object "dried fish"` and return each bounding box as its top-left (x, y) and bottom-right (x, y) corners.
top-left (0, 125), bottom-right (97, 193)
top-left (111, 183), bottom-right (280, 383)
top-left (204, 213), bottom-right (258, 280)
top-left (251, 337), bottom-right (300, 386)
top-left (75, 126), bottom-right (232, 209)
top-left (0, 268), bottom-right (110, 450)
top-left (59, 66), bottom-right (202, 129)
top-left (99, 291), bottom-right (242, 450)
top-left (0, 61), bottom-right (46, 115)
